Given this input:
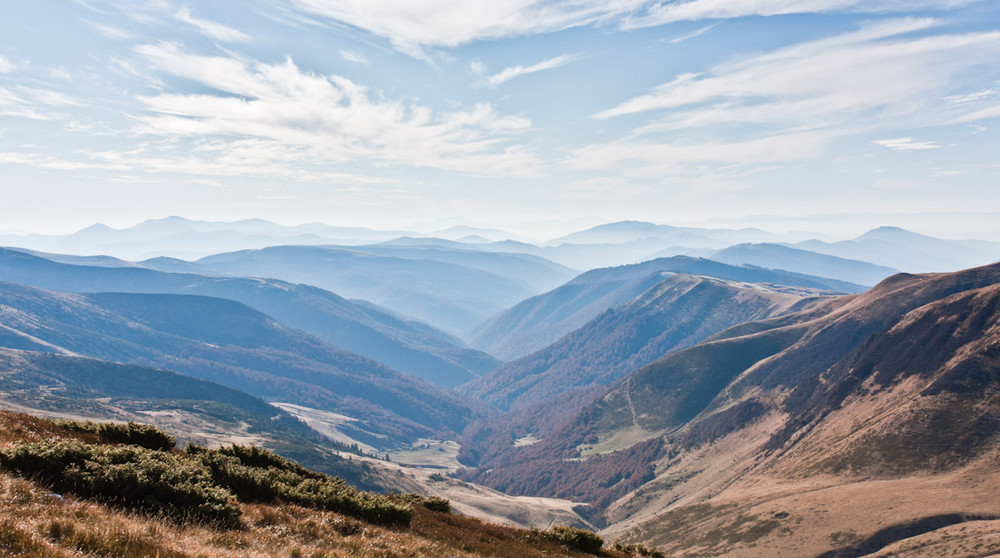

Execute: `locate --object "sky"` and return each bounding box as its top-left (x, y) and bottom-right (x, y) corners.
top-left (1, 0), bottom-right (999, 239)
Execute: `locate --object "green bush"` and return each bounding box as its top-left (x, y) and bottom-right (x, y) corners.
top-left (1, 422), bottom-right (414, 529)
top-left (0, 441), bottom-right (240, 526)
top-left (97, 422), bottom-right (176, 451)
top-left (613, 541), bottom-right (667, 557)
top-left (51, 419), bottom-right (176, 451)
top-left (421, 496), bottom-right (452, 513)
top-left (539, 525), bottom-right (604, 555)
top-left (190, 444), bottom-right (412, 527)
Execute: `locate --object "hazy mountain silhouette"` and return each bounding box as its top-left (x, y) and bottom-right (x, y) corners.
top-left (0, 217), bottom-right (412, 260)
top-left (712, 242), bottom-right (900, 285)
top-left (195, 244), bottom-right (574, 337)
top-left (796, 226), bottom-right (1000, 272)
top-left (0, 248), bottom-right (498, 387)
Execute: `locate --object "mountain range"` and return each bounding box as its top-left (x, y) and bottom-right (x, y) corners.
top-left (0, 247), bottom-right (498, 387)
top-left (0, 281), bottom-right (485, 447)
top-left (3, 218), bottom-right (1000, 556)
top-left (461, 273), bottom-right (832, 412)
top-left (192, 243), bottom-right (575, 336)
top-left (470, 255), bottom-right (863, 361)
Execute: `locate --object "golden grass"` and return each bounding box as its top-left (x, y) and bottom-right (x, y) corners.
top-left (0, 472), bottom-right (629, 557)
top-left (0, 410), bottom-right (629, 558)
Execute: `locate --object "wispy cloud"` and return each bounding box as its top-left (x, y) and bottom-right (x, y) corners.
top-left (288, 0), bottom-right (980, 56)
top-left (133, 43), bottom-right (538, 176)
top-left (340, 50), bottom-right (369, 65)
top-left (575, 18), bottom-right (1000, 175)
top-left (83, 19), bottom-right (135, 40)
top-left (288, 0), bottom-right (630, 56)
top-left (668, 23), bottom-right (719, 43)
top-left (569, 130), bottom-right (833, 176)
top-left (0, 55), bottom-right (13, 73)
top-left (618, 0), bottom-right (970, 29)
top-left (475, 54), bottom-right (577, 87)
top-left (174, 7), bottom-right (251, 43)
top-left (0, 85), bottom-right (76, 120)
top-left (873, 137), bottom-right (942, 151)
top-left (594, 19), bottom-right (1000, 130)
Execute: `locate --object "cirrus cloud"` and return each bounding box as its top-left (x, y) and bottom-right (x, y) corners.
top-left (286, 0), bottom-right (983, 56)
top-left (133, 42), bottom-right (539, 176)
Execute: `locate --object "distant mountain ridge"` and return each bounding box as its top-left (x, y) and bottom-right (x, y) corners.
top-left (796, 225), bottom-right (1000, 272)
top-left (712, 242), bottom-right (899, 285)
top-left (194, 244), bottom-right (575, 336)
top-left (0, 248), bottom-right (499, 387)
top-left (470, 256), bottom-right (863, 361)
top-left (461, 273), bottom-right (832, 412)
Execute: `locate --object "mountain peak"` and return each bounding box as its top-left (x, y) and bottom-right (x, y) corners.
top-left (76, 223), bottom-right (114, 233)
top-left (855, 225), bottom-right (920, 241)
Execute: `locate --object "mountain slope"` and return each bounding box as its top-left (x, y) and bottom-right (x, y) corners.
top-left (461, 273), bottom-right (830, 412)
top-left (460, 263), bottom-right (1000, 556)
top-left (712, 242), bottom-right (899, 286)
top-left (471, 256), bottom-right (862, 361)
top-left (0, 282), bottom-right (486, 447)
top-left (0, 247), bottom-right (499, 387)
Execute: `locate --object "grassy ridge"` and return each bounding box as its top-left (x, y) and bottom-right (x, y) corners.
top-left (0, 411), bottom-right (640, 557)
top-left (0, 430), bottom-right (411, 528)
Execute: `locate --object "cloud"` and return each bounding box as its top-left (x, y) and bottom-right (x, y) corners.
top-left (174, 7), bottom-right (251, 43)
top-left (0, 55), bottom-right (13, 73)
top-left (287, 0), bottom-right (980, 56)
top-left (873, 137), bottom-right (942, 150)
top-left (133, 43), bottom-right (538, 176)
top-left (287, 0), bottom-right (634, 56)
top-left (475, 54), bottom-right (577, 87)
top-left (619, 0), bottom-right (982, 29)
top-left (340, 50), bottom-right (369, 65)
top-left (668, 23), bottom-right (719, 43)
top-left (569, 131), bottom-right (833, 176)
top-left (83, 20), bottom-right (135, 40)
top-left (955, 104), bottom-right (1000, 122)
top-left (573, 18), bottom-right (1000, 175)
top-left (594, 19), bottom-right (1000, 131)
top-left (0, 86), bottom-right (76, 120)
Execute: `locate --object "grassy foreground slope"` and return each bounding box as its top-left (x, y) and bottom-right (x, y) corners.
top-left (0, 412), bottom-right (640, 558)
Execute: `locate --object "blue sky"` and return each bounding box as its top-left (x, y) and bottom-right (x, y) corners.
top-left (1, 0), bottom-right (999, 239)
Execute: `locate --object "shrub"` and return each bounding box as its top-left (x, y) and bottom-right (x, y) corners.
top-left (0, 440), bottom-right (241, 527)
top-left (421, 496), bottom-right (452, 513)
top-left (52, 419), bottom-right (176, 451)
top-left (613, 541), bottom-right (667, 557)
top-left (190, 444), bottom-right (412, 527)
top-left (538, 525), bottom-right (604, 554)
top-left (97, 422), bottom-right (176, 451)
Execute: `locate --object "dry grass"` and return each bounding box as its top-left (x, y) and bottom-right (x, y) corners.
top-left (0, 411), bottom-right (96, 446)
top-left (0, 411), bottom-right (628, 558)
top-left (0, 472), bottom-right (627, 558)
